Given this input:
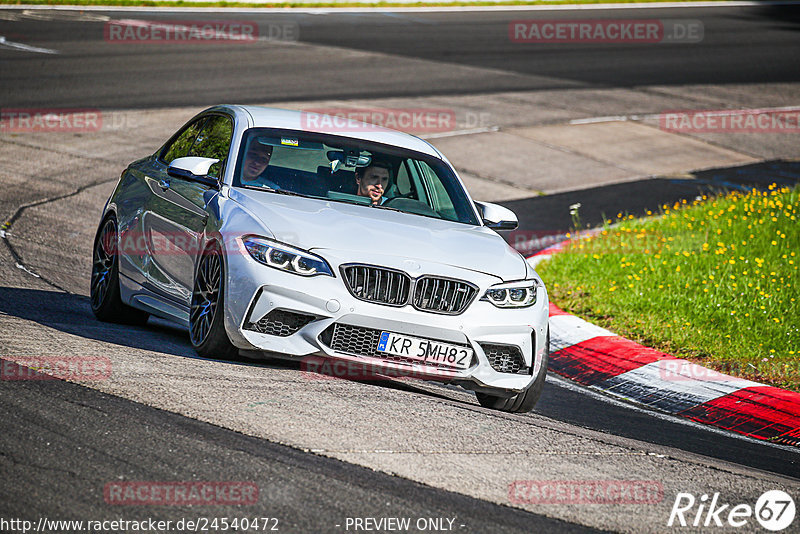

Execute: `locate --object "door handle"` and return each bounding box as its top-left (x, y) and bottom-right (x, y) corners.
top-left (158, 179), bottom-right (170, 190)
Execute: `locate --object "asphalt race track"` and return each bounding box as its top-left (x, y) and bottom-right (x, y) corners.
top-left (1, 5), bottom-right (799, 108)
top-left (1, 3), bottom-right (799, 533)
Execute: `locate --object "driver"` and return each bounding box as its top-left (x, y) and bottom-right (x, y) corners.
top-left (355, 159), bottom-right (392, 205)
top-left (240, 141), bottom-right (278, 188)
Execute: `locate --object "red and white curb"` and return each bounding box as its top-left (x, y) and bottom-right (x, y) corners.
top-left (529, 243), bottom-right (800, 447)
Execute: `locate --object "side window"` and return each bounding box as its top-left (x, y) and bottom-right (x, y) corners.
top-left (419, 161), bottom-right (457, 218)
top-left (407, 160), bottom-right (430, 205)
top-left (396, 161), bottom-right (413, 196)
top-left (161, 119), bottom-right (206, 165)
top-left (188, 115), bottom-right (233, 180)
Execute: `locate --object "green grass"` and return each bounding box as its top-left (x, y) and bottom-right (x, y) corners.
top-left (0, 0), bottom-right (738, 8)
top-left (538, 184), bottom-right (800, 392)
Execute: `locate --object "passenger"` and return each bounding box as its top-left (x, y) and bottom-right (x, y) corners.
top-left (355, 159), bottom-right (392, 205)
top-left (240, 141), bottom-right (276, 187)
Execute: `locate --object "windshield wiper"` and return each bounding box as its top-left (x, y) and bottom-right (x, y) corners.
top-left (370, 204), bottom-right (403, 212)
top-left (327, 197), bottom-right (404, 212)
top-left (268, 188), bottom-right (309, 198)
top-left (244, 185), bottom-right (311, 198)
top-left (249, 187), bottom-right (406, 212)
top-left (326, 197), bottom-right (372, 208)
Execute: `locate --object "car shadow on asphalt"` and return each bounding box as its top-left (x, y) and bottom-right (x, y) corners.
top-left (0, 285), bottom-right (489, 411)
top-left (0, 287), bottom-right (298, 370)
top-left (0, 286), bottom-right (480, 405)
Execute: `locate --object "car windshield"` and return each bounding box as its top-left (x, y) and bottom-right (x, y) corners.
top-left (233, 128), bottom-right (479, 225)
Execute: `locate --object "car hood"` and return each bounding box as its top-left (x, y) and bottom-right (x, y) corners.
top-left (229, 188), bottom-right (528, 282)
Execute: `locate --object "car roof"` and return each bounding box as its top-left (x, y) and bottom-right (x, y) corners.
top-left (227, 105), bottom-right (444, 159)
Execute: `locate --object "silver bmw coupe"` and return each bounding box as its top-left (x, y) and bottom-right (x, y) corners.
top-left (91, 105), bottom-right (549, 412)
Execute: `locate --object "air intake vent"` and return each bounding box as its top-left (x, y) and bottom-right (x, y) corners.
top-left (246, 309), bottom-right (316, 337)
top-left (480, 343), bottom-right (528, 374)
top-left (412, 276), bottom-right (478, 315)
top-left (323, 323), bottom-right (382, 357)
top-left (341, 264), bottom-right (411, 306)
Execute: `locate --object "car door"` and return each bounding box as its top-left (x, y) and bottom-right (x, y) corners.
top-left (143, 114), bottom-right (233, 305)
top-left (133, 117), bottom-right (204, 297)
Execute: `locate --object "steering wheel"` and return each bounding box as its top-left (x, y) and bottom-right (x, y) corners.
top-left (382, 197), bottom-right (441, 218)
top-left (384, 191), bottom-right (417, 203)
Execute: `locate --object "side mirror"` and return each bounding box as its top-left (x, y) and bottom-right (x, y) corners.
top-left (475, 201), bottom-right (518, 230)
top-left (168, 157), bottom-right (220, 189)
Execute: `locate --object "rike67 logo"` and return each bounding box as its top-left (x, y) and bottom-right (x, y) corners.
top-left (668, 490), bottom-right (795, 531)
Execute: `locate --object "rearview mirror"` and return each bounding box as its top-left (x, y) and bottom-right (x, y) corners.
top-left (327, 150), bottom-right (371, 173)
top-left (168, 157), bottom-right (220, 189)
top-left (475, 201), bottom-right (518, 230)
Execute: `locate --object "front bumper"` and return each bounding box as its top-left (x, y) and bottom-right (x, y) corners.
top-left (223, 242), bottom-right (549, 394)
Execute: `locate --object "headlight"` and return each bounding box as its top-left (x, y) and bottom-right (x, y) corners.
top-left (481, 279), bottom-right (538, 308)
top-left (242, 236), bottom-right (333, 277)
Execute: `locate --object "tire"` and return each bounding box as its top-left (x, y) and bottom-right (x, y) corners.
top-left (90, 216), bottom-right (149, 325)
top-left (476, 329), bottom-right (549, 413)
top-left (189, 243), bottom-right (238, 360)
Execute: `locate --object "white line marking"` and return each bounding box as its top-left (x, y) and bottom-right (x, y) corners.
top-left (378, 10), bottom-right (438, 24)
top-left (420, 126), bottom-right (499, 139)
top-left (549, 315), bottom-right (614, 352)
top-left (0, 36), bottom-right (58, 54)
top-left (569, 105), bottom-right (800, 125)
top-left (570, 114), bottom-right (656, 124)
top-left (16, 263), bottom-right (41, 278)
top-left (20, 9), bottom-right (110, 21)
top-left (0, 1), bottom-right (778, 14)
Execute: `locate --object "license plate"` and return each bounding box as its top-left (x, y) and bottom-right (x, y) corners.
top-left (377, 331), bottom-right (473, 370)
